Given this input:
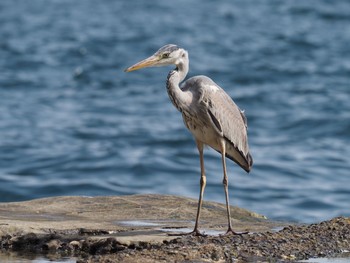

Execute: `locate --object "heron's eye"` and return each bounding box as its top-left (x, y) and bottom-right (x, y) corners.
top-left (162, 53), bottom-right (170, 59)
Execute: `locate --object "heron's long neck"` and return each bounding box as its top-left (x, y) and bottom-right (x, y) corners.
top-left (166, 60), bottom-right (190, 112)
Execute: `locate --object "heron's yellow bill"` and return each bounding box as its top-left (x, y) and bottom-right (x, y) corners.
top-left (124, 55), bottom-right (159, 72)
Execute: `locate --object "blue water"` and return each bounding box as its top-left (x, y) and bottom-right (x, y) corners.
top-left (0, 0), bottom-right (349, 224)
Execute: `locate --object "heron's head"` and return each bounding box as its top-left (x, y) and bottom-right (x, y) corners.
top-left (124, 44), bottom-right (188, 72)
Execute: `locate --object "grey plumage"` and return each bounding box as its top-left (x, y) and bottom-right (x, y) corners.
top-left (177, 75), bottom-right (253, 172)
top-left (125, 44), bottom-right (253, 236)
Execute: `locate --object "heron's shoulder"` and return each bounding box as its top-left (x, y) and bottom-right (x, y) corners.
top-left (183, 75), bottom-right (221, 93)
top-left (185, 75), bottom-right (217, 86)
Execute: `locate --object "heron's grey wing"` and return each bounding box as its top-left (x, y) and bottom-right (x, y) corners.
top-left (194, 77), bottom-right (253, 172)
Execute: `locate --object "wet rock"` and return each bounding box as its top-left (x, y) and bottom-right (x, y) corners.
top-left (0, 195), bottom-right (349, 262)
top-left (69, 240), bottom-right (82, 250)
top-left (43, 239), bottom-right (61, 251)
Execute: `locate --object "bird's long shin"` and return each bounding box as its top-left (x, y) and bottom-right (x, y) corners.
top-left (221, 142), bottom-right (233, 230)
top-left (194, 142), bottom-right (206, 231)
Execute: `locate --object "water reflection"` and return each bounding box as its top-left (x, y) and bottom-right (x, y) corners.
top-left (0, 252), bottom-right (75, 263)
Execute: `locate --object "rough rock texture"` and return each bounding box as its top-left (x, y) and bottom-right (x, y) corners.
top-left (0, 195), bottom-right (349, 262)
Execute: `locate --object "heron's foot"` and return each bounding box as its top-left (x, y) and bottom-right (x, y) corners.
top-left (167, 228), bottom-right (207, 237)
top-left (221, 226), bottom-right (249, 236)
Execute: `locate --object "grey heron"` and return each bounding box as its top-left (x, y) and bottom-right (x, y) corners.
top-left (125, 44), bottom-right (253, 236)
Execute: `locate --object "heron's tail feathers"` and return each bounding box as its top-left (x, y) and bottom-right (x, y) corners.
top-left (245, 152), bottom-right (253, 173)
top-left (224, 148), bottom-right (253, 173)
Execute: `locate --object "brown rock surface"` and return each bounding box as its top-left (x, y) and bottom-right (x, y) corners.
top-left (0, 194), bottom-right (349, 262)
top-left (0, 194), bottom-right (271, 238)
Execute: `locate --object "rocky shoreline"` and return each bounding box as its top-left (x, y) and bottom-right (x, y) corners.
top-left (0, 195), bottom-right (349, 262)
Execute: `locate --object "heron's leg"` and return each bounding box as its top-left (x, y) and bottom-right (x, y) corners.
top-left (220, 140), bottom-right (247, 236)
top-left (168, 140), bottom-right (206, 237)
top-left (192, 140), bottom-right (206, 234)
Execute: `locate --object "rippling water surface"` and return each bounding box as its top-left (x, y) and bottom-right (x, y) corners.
top-left (1, 0), bottom-right (349, 223)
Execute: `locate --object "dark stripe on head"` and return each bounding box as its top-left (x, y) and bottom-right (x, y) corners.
top-left (157, 44), bottom-right (180, 53)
